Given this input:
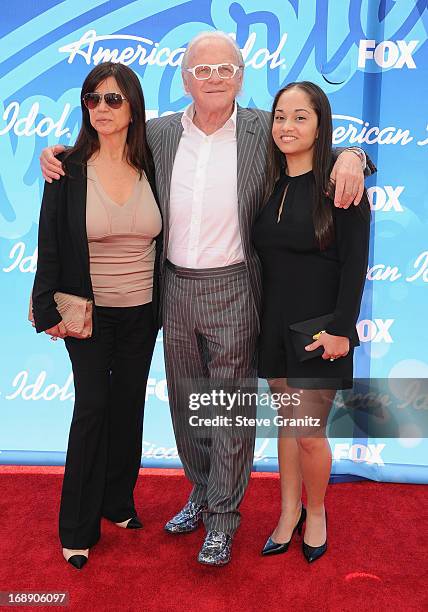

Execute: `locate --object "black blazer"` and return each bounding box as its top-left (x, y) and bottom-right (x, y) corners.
top-left (32, 150), bottom-right (163, 334)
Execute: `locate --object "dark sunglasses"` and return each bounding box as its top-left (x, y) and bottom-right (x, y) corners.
top-left (83, 92), bottom-right (127, 110)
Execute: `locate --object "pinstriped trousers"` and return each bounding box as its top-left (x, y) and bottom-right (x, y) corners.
top-left (163, 261), bottom-right (259, 535)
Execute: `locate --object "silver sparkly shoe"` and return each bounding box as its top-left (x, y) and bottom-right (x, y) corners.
top-left (197, 530), bottom-right (232, 566)
top-left (164, 501), bottom-right (207, 534)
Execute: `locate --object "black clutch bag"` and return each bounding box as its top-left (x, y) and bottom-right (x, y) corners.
top-left (289, 313), bottom-right (358, 363)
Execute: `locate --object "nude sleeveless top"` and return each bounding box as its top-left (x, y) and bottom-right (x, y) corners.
top-left (86, 164), bottom-right (162, 307)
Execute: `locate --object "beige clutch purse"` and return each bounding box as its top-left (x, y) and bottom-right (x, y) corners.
top-left (29, 292), bottom-right (93, 339)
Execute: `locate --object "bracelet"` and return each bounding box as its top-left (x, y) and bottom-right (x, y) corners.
top-left (346, 148), bottom-right (366, 171)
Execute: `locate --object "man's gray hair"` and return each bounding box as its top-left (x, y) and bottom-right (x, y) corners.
top-left (181, 31), bottom-right (245, 71)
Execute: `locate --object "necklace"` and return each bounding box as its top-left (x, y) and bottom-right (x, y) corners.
top-left (277, 183), bottom-right (289, 223)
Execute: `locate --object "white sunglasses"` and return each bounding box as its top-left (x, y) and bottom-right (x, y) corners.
top-left (185, 63), bottom-right (243, 80)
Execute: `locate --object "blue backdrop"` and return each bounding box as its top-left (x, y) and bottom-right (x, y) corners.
top-left (1, 0), bottom-right (427, 482)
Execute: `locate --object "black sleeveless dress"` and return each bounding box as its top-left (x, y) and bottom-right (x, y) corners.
top-left (252, 170), bottom-right (370, 390)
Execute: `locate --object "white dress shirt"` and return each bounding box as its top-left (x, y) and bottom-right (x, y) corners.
top-left (167, 103), bottom-right (244, 268)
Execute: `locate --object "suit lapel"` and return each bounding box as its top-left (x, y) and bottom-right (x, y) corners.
top-left (236, 105), bottom-right (262, 235)
top-left (236, 106), bottom-right (261, 207)
top-left (66, 161), bottom-right (90, 283)
top-left (160, 115), bottom-right (183, 254)
top-left (160, 117), bottom-right (183, 204)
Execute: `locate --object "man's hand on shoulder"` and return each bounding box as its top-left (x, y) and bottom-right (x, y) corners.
top-left (330, 150), bottom-right (365, 209)
top-left (40, 145), bottom-right (66, 183)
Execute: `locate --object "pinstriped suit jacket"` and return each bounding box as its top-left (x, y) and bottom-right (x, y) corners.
top-left (146, 105), bottom-right (270, 322)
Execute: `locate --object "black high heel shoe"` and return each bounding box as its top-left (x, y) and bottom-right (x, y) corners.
top-left (302, 510), bottom-right (327, 563)
top-left (63, 548), bottom-right (89, 570)
top-left (67, 555), bottom-right (88, 570)
top-left (261, 506), bottom-right (307, 556)
top-left (126, 516), bottom-right (143, 529)
top-left (114, 516), bottom-right (143, 529)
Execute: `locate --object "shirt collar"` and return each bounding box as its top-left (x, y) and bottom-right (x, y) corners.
top-left (181, 102), bottom-right (237, 134)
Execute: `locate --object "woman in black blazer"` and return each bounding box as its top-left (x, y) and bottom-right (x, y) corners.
top-left (253, 82), bottom-right (370, 563)
top-left (32, 62), bottom-right (162, 569)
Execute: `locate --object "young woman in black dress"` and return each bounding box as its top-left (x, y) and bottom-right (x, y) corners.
top-left (252, 82), bottom-right (370, 562)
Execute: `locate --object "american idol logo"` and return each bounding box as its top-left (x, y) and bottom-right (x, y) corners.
top-left (5, 371), bottom-right (74, 402)
top-left (332, 115), bottom-right (413, 146)
top-left (2, 242), bottom-right (37, 274)
top-left (366, 251), bottom-right (428, 284)
top-left (59, 29), bottom-right (288, 70)
top-left (3, 371), bottom-right (170, 403)
top-left (140, 438), bottom-right (272, 462)
top-left (332, 115), bottom-right (428, 147)
top-left (0, 102), bottom-right (71, 138)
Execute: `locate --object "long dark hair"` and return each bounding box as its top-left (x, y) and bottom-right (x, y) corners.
top-left (64, 62), bottom-right (154, 181)
top-left (265, 81), bottom-right (338, 249)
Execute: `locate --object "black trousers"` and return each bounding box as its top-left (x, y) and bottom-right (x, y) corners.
top-left (59, 303), bottom-right (157, 548)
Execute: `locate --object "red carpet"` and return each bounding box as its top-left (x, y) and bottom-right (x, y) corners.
top-left (0, 467), bottom-right (426, 612)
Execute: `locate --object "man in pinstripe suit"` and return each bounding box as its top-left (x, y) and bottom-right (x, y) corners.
top-left (145, 31), bottom-right (369, 566)
top-left (40, 31), bottom-right (369, 566)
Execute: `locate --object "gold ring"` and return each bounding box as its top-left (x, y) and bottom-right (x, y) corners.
top-left (312, 330), bottom-right (326, 341)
